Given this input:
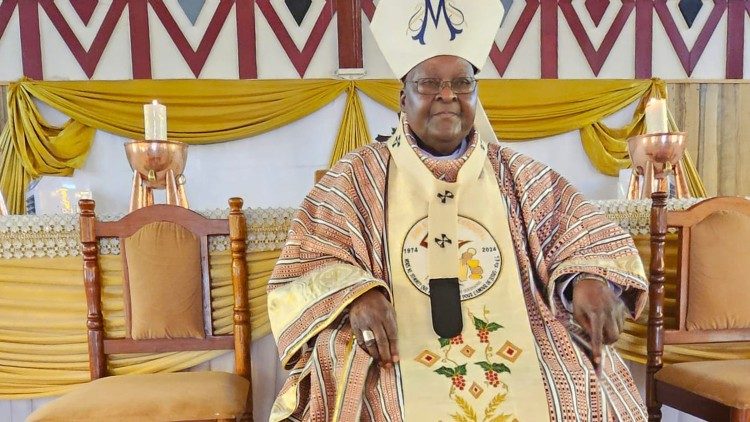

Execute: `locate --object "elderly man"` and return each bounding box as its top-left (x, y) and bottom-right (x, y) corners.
top-left (267, 1), bottom-right (647, 421)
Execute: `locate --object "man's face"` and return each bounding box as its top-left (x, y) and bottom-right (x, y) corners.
top-left (400, 56), bottom-right (477, 153)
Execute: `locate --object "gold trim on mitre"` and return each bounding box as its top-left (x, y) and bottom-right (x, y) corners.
top-left (370, 0), bottom-right (505, 79)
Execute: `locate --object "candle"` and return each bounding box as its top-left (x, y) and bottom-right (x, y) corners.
top-left (143, 100), bottom-right (167, 140)
top-left (644, 98), bottom-right (669, 134)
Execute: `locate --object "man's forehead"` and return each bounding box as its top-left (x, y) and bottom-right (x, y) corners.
top-left (409, 57), bottom-right (473, 77)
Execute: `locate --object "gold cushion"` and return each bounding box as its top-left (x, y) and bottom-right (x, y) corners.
top-left (655, 359), bottom-right (750, 409)
top-left (124, 221), bottom-right (205, 340)
top-left (26, 371), bottom-right (250, 422)
top-left (687, 210), bottom-right (750, 330)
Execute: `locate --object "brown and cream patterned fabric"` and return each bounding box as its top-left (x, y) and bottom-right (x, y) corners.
top-left (268, 127), bottom-right (648, 421)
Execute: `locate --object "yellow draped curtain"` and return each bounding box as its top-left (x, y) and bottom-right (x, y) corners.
top-left (0, 79), bottom-right (350, 213)
top-left (0, 250), bottom-right (278, 399)
top-left (1, 78), bottom-right (705, 214)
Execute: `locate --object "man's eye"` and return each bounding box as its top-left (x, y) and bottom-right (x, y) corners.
top-left (454, 78), bottom-right (471, 88)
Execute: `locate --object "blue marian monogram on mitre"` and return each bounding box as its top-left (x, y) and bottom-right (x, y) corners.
top-left (409, 0), bottom-right (465, 44)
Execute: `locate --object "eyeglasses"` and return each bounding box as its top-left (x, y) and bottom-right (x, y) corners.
top-left (408, 77), bottom-right (477, 95)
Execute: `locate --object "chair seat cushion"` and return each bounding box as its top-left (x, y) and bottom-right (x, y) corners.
top-left (27, 371), bottom-right (250, 422)
top-left (655, 359), bottom-right (750, 409)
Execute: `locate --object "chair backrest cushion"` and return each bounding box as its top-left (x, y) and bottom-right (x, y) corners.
top-left (687, 210), bottom-right (750, 331)
top-left (124, 221), bottom-right (205, 339)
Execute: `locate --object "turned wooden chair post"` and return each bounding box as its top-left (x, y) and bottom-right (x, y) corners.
top-left (647, 191), bottom-right (668, 421)
top-left (79, 199), bottom-right (107, 380)
top-left (229, 197), bottom-right (253, 421)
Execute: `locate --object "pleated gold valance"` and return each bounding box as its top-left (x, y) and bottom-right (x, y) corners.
top-left (1, 78), bottom-right (705, 214)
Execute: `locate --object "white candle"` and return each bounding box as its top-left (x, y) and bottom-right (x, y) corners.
top-left (644, 98), bottom-right (669, 134)
top-left (143, 100), bottom-right (167, 140)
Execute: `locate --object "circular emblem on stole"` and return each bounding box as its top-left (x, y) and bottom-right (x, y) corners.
top-left (401, 216), bottom-right (502, 300)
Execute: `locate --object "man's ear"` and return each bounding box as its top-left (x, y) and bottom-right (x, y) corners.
top-left (399, 71), bottom-right (409, 111)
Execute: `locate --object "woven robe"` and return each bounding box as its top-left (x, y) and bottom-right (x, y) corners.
top-left (267, 130), bottom-right (648, 422)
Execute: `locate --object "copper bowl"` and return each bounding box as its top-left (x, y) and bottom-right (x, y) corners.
top-left (628, 132), bottom-right (686, 177)
top-left (124, 140), bottom-right (188, 189)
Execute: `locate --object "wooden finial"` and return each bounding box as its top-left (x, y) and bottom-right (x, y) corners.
top-left (229, 197), bottom-right (244, 212)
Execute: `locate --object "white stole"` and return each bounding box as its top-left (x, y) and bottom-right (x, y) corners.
top-left (386, 121), bottom-right (550, 421)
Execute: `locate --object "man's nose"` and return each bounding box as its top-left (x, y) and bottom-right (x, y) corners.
top-left (437, 81), bottom-right (457, 100)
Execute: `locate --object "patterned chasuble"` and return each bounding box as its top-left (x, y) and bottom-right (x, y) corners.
top-left (386, 123), bottom-right (551, 421)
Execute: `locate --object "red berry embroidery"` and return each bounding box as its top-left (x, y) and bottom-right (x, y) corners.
top-left (450, 334), bottom-right (464, 345)
top-left (484, 370), bottom-right (500, 387)
top-left (452, 375), bottom-right (466, 390)
top-left (472, 315), bottom-right (502, 343)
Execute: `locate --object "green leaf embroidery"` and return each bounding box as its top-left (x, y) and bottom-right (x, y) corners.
top-left (439, 337), bottom-right (451, 348)
top-left (485, 322), bottom-right (503, 332)
top-left (476, 361), bottom-right (493, 371)
top-left (455, 364), bottom-right (467, 375)
top-left (435, 366), bottom-right (455, 377)
top-left (473, 316), bottom-right (487, 330)
top-left (492, 363), bottom-right (511, 374)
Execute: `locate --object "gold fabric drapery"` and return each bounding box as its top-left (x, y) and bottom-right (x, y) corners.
top-left (0, 79), bottom-right (350, 213)
top-left (1, 78), bottom-right (705, 213)
top-left (328, 82), bottom-right (373, 167)
top-left (0, 250), bottom-right (278, 399)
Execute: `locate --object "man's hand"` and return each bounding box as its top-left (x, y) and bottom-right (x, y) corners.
top-left (349, 289), bottom-right (399, 367)
top-left (572, 277), bottom-right (626, 373)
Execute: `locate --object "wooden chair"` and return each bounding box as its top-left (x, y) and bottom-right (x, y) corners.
top-left (647, 192), bottom-right (750, 422)
top-left (28, 198), bottom-right (253, 422)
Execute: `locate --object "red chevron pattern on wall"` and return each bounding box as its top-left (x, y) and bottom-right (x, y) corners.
top-left (256, 0), bottom-right (334, 77)
top-left (0, 0), bottom-right (747, 80)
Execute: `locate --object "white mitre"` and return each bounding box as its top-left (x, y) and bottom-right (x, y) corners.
top-left (370, 1), bottom-right (504, 142)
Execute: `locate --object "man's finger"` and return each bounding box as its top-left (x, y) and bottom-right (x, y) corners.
top-left (588, 312), bottom-right (604, 372)
top-left (352, 326), bottom-right (364, 349)
top-left (364, 338), bottom-right (380, 362)
top-left (604, 313), bottom-right (620, 345)
top-left (573, 308), bottom-right (591, 335)
top-left (358, 327), bottom-right (381, 362)
top-left (373, 324), bottom-right (392, 366)
top-left (383, 310), bottom-right (399, 363)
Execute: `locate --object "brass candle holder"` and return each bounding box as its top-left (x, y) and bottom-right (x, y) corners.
top-left (124, 140), bottom-right (189, 211)
top-left (627, 132), bottom-right (690, 199)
